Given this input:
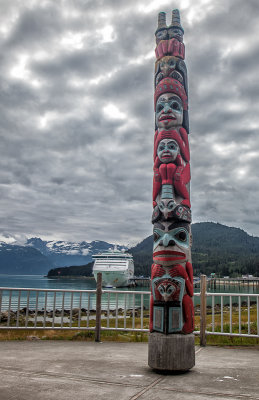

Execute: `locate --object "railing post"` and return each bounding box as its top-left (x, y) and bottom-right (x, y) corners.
top-left (200, 274), bottom-right (207, 346)
top-left (95, 272), bottom-right (102, 342)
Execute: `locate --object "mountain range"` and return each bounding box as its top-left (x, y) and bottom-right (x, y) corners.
top-left (26, 238), bottom-right (126, 267)
top-left (0, 222), bottom-right (259, 277)
top-left (0, 238), bottom-right (125, 275)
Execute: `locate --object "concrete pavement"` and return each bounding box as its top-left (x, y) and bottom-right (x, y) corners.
top-left (0, 341), bottom-right (258, 399)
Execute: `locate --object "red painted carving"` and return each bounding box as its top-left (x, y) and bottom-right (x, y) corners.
top-left (154, 78), bottom-right (188, 111)
top-left (154, 129), bottom-right (190, 162)
top-left (155, 39), bottom-right (185, 60)
top-left (151, 10), bottom-right (194, 335)
top-left (150, 262), bottom-right (194, 333)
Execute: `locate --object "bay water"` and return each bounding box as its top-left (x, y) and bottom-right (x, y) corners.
top-left (0, 274), bottom-right (148, 311)
top-left (0, 275), bottom-right (258, 311)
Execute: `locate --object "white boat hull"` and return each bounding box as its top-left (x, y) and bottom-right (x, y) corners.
top-left (93, 270), bottom-right (130, 288)
top-left (92, 248), bottom-right (134, 288)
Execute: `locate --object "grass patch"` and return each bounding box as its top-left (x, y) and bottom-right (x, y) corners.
top-left (0, 305), bottom-right (258, 345)
top-left (0, 328), bottom-right (258, 346)
top-left (196, 335), bottom-right (259, 347)
top-left (0, 328), bottom-right (149, 342)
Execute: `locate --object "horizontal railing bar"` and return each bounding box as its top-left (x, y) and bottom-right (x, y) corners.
top-left (206, 331), bottom-right (259, 338)
top-left (0, 325), bottom-right (205, 334)
top-left (206, 292), bottom-right (259, 297)
top-left (0, 287), bottom-right (96, 294)
top-left (0, 326), bottom-right (96, 330)
top-left (208, 278), bottom-right (259, 281)
top-left (100, 327), bottom-right (149, 332)
top-left (103, 290), bottom-right (150, 295)
top-left (1, 288), bottom-right (257, 297)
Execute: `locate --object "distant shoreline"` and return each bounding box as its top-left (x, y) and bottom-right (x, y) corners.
top-left (45, 276), bottom-right (95, 280)
top-left (211, 280), bottom-right (259, 287)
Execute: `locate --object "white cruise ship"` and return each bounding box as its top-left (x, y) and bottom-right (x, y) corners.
top-left (92, 246), bottom-right (134, 288)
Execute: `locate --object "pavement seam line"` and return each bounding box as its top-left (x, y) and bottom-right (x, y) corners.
top-left (1, 366), bottom-right (258, 400)
top-left (129, 377), bottom-right (164, 400)
top-left (139, 385), bottom-right (259, 400)
top-left (0, 366), bottom-right (144, 388)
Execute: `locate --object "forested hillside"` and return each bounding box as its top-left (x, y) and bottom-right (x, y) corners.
top-left (46, 222), bottom-right (259, 278)
top-left (47, 262), bottom-right (93, 277)
top-left (129, 222), bottom-right (259, 277)
top-left (191, 222), bottom-right (259, 276)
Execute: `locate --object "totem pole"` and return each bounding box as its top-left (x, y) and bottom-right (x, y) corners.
top-left (148, 9), bottom-right (195, 371)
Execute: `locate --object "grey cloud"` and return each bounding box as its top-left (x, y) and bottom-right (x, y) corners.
top-left (5, 6), bottom-right (63, 48)
top-left (1, 0), bottom-right (259, 243)
top-left (31, 44), bottom-right (116, 79)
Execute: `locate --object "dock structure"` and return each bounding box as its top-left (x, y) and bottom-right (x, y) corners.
top-left (208, 277), bottom-right (259, 290)
top-left (148, 9), bottom-right (195, 371)
top-left (129, 278), bottom-right (151, 287)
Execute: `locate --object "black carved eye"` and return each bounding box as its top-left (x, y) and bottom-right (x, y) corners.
top-left (157, 29), bottom-right (167, 39)
top-left (176, 230), bottom-right (187, 242)
top-left (158, 143), bottom-right (165, 151)
top-left (158, 285), bottom-right (165, 294)
top-left (167, 285), bottom-right (174, 294)
top-left (167, 200), bottom-right (175, 211)
top-left (153, 232), bottom-right (159, 241)
top-left (156, 104), bottom-right (164, 113)
top-left (172, 102), bottom-right (180, 111)
top-left (158, 202), bottom-right (165, 211)
top-left (168, 143), bottom-right (177, 150)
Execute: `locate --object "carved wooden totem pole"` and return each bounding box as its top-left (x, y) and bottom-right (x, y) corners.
top-left (148, 9), bottom-right (195, 371)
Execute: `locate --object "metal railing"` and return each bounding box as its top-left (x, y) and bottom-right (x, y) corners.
top-left (0, 285), bottom-right (151, 333)
top-left (198, 275), bottom-right (259, 345)
top-left (0, 274), bottom-right (258, 345)
top-left (206, 292), bottom-right (259, 338)
top-left (0, 287), bottom-right (97, 330)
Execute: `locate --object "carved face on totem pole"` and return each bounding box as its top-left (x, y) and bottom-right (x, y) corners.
top-left (153, 273), bottom-right (184, 302)
top-left (160, 57), bottom-right (176, 75)
top-left (152, 127), bottom-right (191, 222)
top-left (168, 27), bottom-right (183, 42)
top-left (153, 202), bottom-right (191, 223)
top-left (155, 28), bottom-right (168, 44)
top-left (155, 57), bottom-right (185, 88)
top-left (157, 139), bottom-right (180, 163)
top-left (156, 93), bottom-right (183, 129)
top-left (169, 9), bottom-right (184, 42)
top-left (153, 221), bottom-right (191, 266)
top-left (152, 194), bottom-right (191, 223)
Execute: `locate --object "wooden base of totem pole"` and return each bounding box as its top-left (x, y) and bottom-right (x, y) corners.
top-left (148, 332), bottom-right (195, 371)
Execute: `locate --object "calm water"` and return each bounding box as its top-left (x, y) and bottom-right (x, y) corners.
top-left (0, 275), bottom-right (258, 311)
top-left (0, 274), bottom-right (97, 291)
top-left (205, 280), bottom-right (259, 307)
top-left (0, 275), bottom-right (148, 311)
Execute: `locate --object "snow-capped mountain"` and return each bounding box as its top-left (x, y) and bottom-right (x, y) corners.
top-left (0, 242), bottom-right (52, 275)
top-left (0, 236), bottom-right (127, 274)
top-left (0, 233), bottom-right (27, 246)
top-left (26, 238), bottom-right (126, 267)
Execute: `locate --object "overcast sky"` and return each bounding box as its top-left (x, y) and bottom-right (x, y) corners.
top-left (0, 0), bottom-right (259, 245)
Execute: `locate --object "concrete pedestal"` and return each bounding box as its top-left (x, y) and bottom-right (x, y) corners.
top-left (148, 332), bottom-right (195, 371)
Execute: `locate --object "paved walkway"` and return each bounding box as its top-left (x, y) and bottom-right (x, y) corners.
top-left (0, 341), bottom-right (258, 399)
